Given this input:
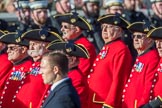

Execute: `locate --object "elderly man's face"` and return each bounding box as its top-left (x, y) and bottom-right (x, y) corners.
top-left (155, 39), bottom-right (162, 57)
top-left (61, 22), bottom-right (77, 41)
top-left (132, 32), bottom-right (151, 52)
top-left (7, 44), bottom-right (27, 63)
top-left (28, 40), bottom-right (48, 58)
top-left (101, 23), bottom-right (122, 43)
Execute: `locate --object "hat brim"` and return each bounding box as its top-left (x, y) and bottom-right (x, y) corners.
top-left (0, 33), bottom-right (29, 46)
top-left (21, 29), bottom-right (63, 42)
top-left (54, 13), bottom-right (92, 31)
top-left (97, 14), bottom-right (129, 29)
top-left (127, 22), bottom-right (155, 34)
top-left (147, 27), bottom-right (162, 39)
top-left (47, 41), bottom-right (89, 58)
top-left (0, 30), bottom-right (6, 36)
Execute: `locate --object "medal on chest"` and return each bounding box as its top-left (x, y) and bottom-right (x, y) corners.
top-left (135, 62), bottom-right (144, 72)
top-left (10, 67), bottom-right (25, 81)
top-left (30, 63), bottom-right (40, 76)
top-left (99, 46), bottom-right (109, 59)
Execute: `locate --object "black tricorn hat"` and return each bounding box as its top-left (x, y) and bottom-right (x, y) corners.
top-left (147, 27), bottom-right (162, 39)
top-left (0, 32), bottom-right (29, 46)
top-left (0, 20), bottom-right (8, 31)
top-left (47, 41), bottom-right (90, 58)
top-left (97, 13), bottom-right (129, 29)
top-left (53, 12), bottom-right (92, 30)
top-left (21, 29), bottom-right (63, 42)
top-left (127, 21), bottom-right (155, 34)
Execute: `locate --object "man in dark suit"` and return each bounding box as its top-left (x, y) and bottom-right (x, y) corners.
top-left (40, 51), bottom-right (80, 108)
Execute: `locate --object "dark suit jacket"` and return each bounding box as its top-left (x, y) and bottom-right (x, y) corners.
top-left (42, 78), bottom-right (80, 108)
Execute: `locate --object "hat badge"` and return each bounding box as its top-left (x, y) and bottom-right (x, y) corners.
top-left (70, 18), bottom-right (76, 23)
top-left (114, 21), bottom-right (118, 25)
top-left (40, 34), bottom-right (46, 40)
top-left (66, 47), bottom-right (72, 53)
top-left (15, 31), bottom-right (22, 43)
top-left (65, 42), bottom-right (75, 53)
top-left (16, 37), bottom-right (21, 43)
top-left (39, 28), bottom-right (48, 40)
top-left (144, 27), bottom-right (149, 32)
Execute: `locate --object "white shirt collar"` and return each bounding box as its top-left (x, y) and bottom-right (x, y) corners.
top-left (50, 77), bottom-right (69, 91)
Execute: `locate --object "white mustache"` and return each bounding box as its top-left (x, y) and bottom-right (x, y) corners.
top-left (27, 49), bottom-right (43, 57)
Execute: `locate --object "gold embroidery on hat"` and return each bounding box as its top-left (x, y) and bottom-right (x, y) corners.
top-left (114, 21), bottom-right (118, 25)
top-left (16, 37), bottom-right (21, 43)
top-left (66, 47), bottom-right (72, 53)
top-left (40, 34), bottom-right (46, 40)
top-left (144, 27), bottom-right (149, 32)
top-left (71, 18), bottom-right (76, 23)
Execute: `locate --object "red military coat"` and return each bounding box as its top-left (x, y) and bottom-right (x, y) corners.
top-left (122, 48), bottom-right (160, 108)
top-left (152, 58), bottom-right (162, 99)
top-left (68, 67), bottom-right (89, 108)
top-left (88, 39), bottom-right (133, 108)
top-left (17, 61), bottom-right (48, 108)
top-left (0, 57), bottom-right (33, 108)
top-left (0, 53), bottom-right (13, 95)
top-left (75, 36), bottom-right (96, 77)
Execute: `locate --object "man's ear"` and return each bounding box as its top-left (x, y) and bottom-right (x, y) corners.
top-left (69, 56), bottom-right (77, 64)
top-left (105, 8), bottom-right (110, 14)
top-left (75, 26), bottom-right (81, 33)
top-left (53, 65), bottom-right (59, 74)
top-left (21, 46), bottom-right (28, 54)
top-left (152, 4), bottom-right (155, 10)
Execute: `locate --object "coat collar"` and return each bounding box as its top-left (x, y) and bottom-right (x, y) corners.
top-left (13, 56), bottom-right (33, 65)
top-left (42, 78), bottom-right (72, 107)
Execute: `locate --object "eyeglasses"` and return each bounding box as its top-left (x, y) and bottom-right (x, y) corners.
top-left (61, 25), bottom-right (75, 29)
top-left (132, 34), bottom-right (146, 39)
top-left (101, 24), bottom-right (119, 30)
top-left (7, 46), bottom-right (21, 51)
